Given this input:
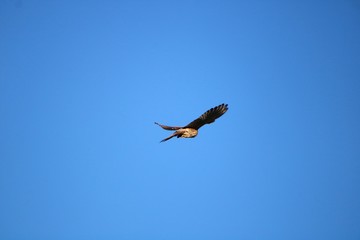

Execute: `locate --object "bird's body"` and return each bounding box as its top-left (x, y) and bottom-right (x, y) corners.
top-left (155, 103), bottom-right (228, 142)
top-left (179, 128), bottom-right (198, 138)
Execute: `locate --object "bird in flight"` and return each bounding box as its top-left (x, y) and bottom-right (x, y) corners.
top-left (155, 103), bottom-right (228, 142)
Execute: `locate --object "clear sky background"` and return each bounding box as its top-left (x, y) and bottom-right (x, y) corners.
top-left (1, 0), bottom-right (360, 239)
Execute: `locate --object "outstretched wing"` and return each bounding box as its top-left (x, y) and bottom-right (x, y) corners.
top-left (155, 122), bottom-right (182, 131)
top-left (184, 103), bottom-right (228, 130)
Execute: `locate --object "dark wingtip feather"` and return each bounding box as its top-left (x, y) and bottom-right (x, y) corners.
top-left (213, 103), bottom-right (228, 114)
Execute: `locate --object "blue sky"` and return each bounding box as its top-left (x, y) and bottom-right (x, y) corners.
top-left (1, 0), bottom-right (360, 239)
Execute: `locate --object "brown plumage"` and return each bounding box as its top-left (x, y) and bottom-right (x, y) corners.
top-left (155, 103), bottom-right (228, 142)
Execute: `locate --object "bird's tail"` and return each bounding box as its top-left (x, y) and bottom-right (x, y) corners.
top-left (160, 132), bottom-right (178, 143)
top-left (155, 122), bottom-right (182, 131)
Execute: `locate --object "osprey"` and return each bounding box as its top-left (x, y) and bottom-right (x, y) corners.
top-left (155, 103), bottom-right (228, 142)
